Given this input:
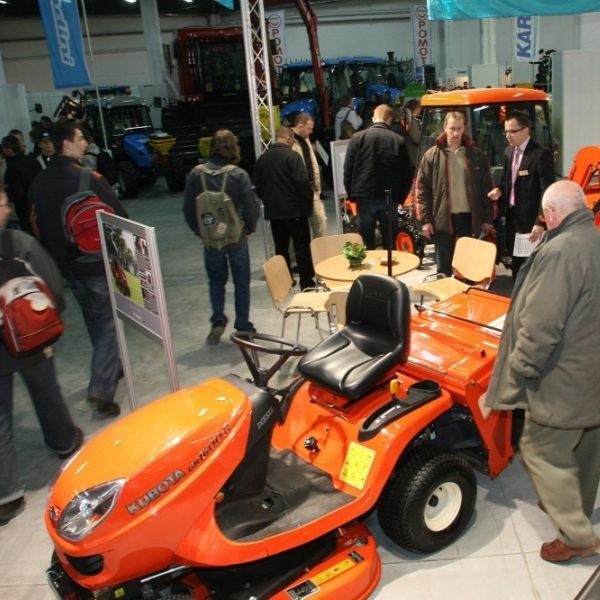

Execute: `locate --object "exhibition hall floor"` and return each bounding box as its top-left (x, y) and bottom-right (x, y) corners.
top-left (1, 183), bottom-right (598, 599)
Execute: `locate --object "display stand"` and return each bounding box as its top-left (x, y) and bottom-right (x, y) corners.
top-left (98, 212), bottom-right (179, 410)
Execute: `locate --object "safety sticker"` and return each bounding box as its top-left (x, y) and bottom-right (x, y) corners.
top-left (339, 441), bottom-right (376, 489)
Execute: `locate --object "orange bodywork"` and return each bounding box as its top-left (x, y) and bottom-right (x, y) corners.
top-left (567, 146), bottom-right (600, 228)
top-left (46, 289), bottom-right (513, 598)
top-left (419, 87), bottom-right (548, 108)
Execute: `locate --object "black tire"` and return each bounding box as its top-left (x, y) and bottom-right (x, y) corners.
top-left (593, 201), bottom-right (600, 229)
top-left (377, 447), bottom-right (477, 553)
top-left (117, 161), bottom-right (139, 199)
top-left (165, 154), bottom-right (187, 192)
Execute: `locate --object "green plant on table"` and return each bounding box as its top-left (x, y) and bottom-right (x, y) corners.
top-left (343, 241), bottom-right (367, 266)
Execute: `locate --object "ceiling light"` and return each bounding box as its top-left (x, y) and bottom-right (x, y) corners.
top-left (124, 0), bottom-right (137, 4)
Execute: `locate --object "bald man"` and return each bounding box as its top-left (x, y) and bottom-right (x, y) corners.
top-left (480, 180), bottom-right (600, 563)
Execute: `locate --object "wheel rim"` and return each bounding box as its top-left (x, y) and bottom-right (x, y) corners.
top-left (396, 231), bottom-right (415, 253)
top-left (424, 482), bottom-right (463, 532)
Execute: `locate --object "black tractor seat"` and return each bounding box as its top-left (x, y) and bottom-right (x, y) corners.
top-left (298, 274), bottom-right (411, 400)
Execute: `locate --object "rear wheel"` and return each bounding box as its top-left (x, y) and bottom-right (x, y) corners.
top-left (165, 154), bottom-right (187, 192)
top-left (377, 447), bottom-right (477, 553)
top-left (396, 229), bottom-right (416, 254)
top-left (117, 161), bottom-right (139, 199)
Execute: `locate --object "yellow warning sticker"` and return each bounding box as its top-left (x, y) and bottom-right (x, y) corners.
top-left (339, 441), bottom-right (376, 489)
top-left (312, 558), bottom-right (356, 585)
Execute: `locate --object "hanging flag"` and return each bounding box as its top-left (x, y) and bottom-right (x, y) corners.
top-left (515, 16), bottom-right (537, 62)
top-left (38, 0), bottom-right (91, 88)
top-left (213, 0), bottom-right (235, 9)
top-left (411, 2), bottom-right (432, 77)
top-left (427, 0), bottom-right (600, 20)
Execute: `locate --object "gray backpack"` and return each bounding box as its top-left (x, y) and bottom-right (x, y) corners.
top-left (195, 164), bottom-right (243, 250)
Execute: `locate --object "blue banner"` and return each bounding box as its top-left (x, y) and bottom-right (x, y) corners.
top-left (213, 0), bottom-right (235, 9)
top-left (38, 0), bottom-right (91, 88)
top-left (427, 0), bottom-right (600, 20)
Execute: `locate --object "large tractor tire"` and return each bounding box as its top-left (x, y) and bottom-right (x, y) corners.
top-left (117, 161), bottom-right (139, 199)
top-left (165, 154), bottom-right (187, 192)
top-left (377, 447), bottom-right (477, 553)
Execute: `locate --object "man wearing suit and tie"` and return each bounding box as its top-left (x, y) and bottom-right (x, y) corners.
top-left (488, 110), bottom-right (556, 279)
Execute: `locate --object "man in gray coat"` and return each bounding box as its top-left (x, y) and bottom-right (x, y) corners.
top-left (480, 180), bottom-right (600, 563)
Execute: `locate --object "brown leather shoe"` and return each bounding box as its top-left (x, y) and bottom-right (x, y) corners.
top-left (540, 538), bottom-right (599, 563)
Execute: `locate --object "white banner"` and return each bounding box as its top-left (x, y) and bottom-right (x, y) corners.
top-left (411, 3), bottom-right (431, 72)
top-left (515, 16), bottom-right (537, 62)
top-left (266, 10), bottom-right (285, 73)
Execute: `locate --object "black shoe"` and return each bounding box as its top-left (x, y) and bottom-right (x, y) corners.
top-left (55, 427), bottom-right (84, 460)
top-left (0, 497), bottom-right (26, 526)
top-left (91, 399), bottom-right (121, 417)
top-left (206, 321), bottom-right (226, 345)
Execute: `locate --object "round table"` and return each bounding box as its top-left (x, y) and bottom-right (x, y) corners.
top-left (315, 250), bottom-right (420, 289)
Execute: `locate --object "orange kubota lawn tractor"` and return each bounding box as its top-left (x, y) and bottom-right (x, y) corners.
top-left (45, 274), bottom-right (513, 600)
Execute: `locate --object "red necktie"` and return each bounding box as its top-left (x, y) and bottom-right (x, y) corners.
top-left (509, 147), bottom-right (522, 207)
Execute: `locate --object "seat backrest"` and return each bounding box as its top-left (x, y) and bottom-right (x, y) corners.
top-left (345, 273), bottom-right (411, 356)
top-left (298, 274), bottom-right (411, 399)
top-left (310, 233), bottom-right (363, 271)
top-left (451, 237), bottom-right (497, 284)
top-left (325, 290), bottom-right (349, 329)
top-left (263, 255), bottom-right (293, 304)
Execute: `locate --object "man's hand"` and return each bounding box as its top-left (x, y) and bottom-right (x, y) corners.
top-left (478, 392), bottom-right (492, 420)
top-left (481, 222), bottom-right (494, 236)
top-left (487, 187), bottom-right (502, 201)
top-left (422, 223), bottom-right (434, 239)
top-left (529, 224), bottom-right (545, 243)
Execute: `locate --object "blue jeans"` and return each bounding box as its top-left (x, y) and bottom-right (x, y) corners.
top-left (203, 239), bottom-right (252, 331)
top-left (70, 275), bottom-right (122, 402)
top-left (0, 356), bottom-right (78, 504)
top-left (357, 199), bottom-right (398, 250)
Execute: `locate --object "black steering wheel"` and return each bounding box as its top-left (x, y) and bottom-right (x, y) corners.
top-left (230, 331), bottom-right (308, 388)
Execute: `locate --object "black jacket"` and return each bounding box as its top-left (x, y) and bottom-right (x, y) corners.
top-left (28, 156), bottom-right (128, 278)
top-left (4, 153), bottom-right (42, 229)
top-left (253, 143), bottom-right (313, 220)
top-left (500, 138), bottom-right (556, 232)
top-left (343, 122), bottom-right (413, 204)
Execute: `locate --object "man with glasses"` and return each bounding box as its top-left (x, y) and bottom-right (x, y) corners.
top-left (488, 110), bottom-right (556, 279)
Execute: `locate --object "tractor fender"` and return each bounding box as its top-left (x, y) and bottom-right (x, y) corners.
top-left (123, 133), bottom-right (155, 168)
top-left (280, 97), bottom-right (320, 124)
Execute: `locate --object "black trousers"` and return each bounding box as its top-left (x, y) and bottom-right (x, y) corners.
top-left (434, 212), bottom-right (473, 276)
top-left (270, 217), bottom-right (315, 289)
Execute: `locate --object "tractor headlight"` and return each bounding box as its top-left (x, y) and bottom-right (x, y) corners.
top-left (58, 480), bottom-right (124, 541)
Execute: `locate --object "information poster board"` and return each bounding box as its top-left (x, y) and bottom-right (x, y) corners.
top-left (330, 139), bottom-right (350, 234)
top-left (99, 212), bottom-right (179, 407)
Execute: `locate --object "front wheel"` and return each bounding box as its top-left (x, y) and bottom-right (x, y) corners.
top-left (117, 161), bottom-right (139, 199)
top-left (377, 447), bottom-right (476, 553)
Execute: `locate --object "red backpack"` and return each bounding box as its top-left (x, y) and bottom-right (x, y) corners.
top-left (61, 168), bottom-right (115, 260)
top-left (0, 233), bottom-right (64, 357)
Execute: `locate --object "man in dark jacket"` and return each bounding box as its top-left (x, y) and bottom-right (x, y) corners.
top-left (480, 181), bottom-right (600, 563)
top-left (253, 126), bottom-right (315, 289)
top-left (28, 121), bottom-right (128, 416)
top-left (0, 187), bottom-right (82, 526)
top-left (1, 134), bottom-right (42, 233)
top-left (343, 104), bottom-right (412, 249)
top-left (487, 110), bottom-right (556, 279)
top-left (183, 129), bottom-right (259, 345)
top-left (416, 111), bottom-right (494, 275)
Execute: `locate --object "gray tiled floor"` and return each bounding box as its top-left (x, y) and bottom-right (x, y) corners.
top-left (1, 182), bottom-right (598, 599)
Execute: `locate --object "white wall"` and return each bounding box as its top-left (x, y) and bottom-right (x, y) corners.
top-left (552, 49), bottom-right (600, 176)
